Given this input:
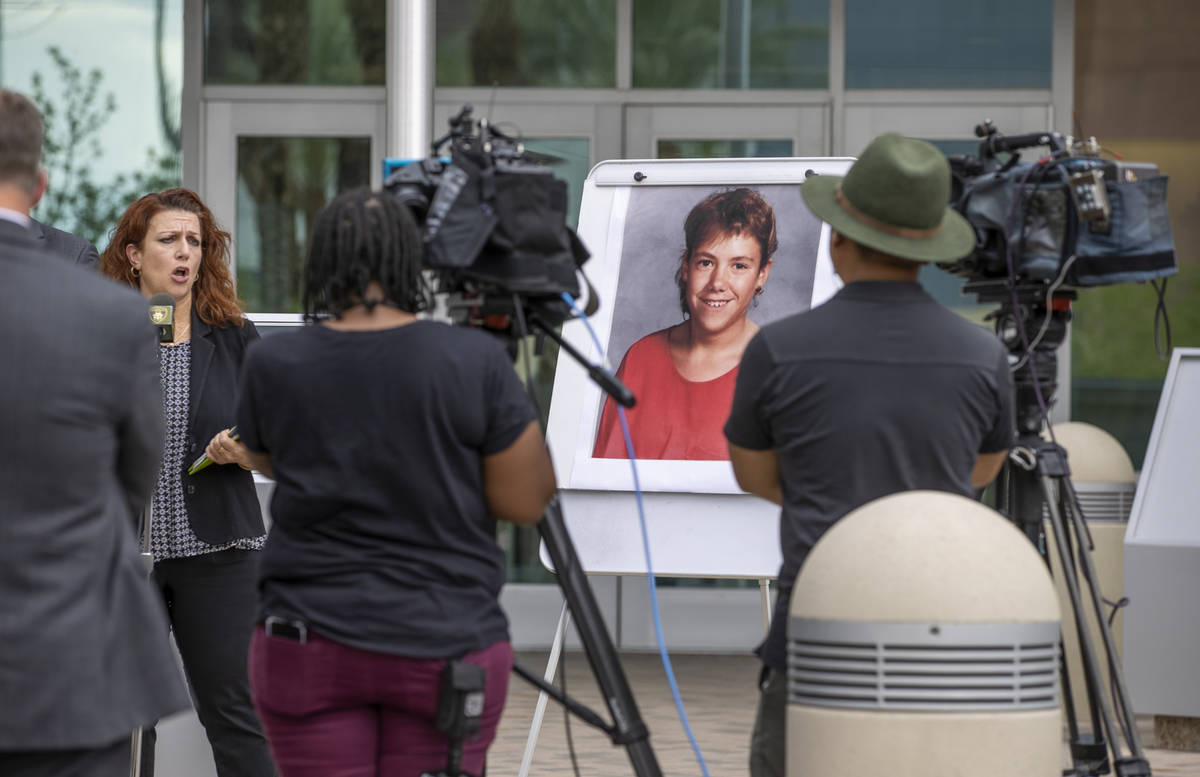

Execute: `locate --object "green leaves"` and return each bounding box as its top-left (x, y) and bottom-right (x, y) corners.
top-left (29, 45), bottom-right (181, 250)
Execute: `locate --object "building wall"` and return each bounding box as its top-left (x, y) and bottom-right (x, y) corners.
top-left (1071, 0), bottom-right (1200, 466)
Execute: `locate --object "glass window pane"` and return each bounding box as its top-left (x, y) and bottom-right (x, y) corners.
top-left (1071, 283), bottom-right (1196, 470)
top-left (846, 0), bottom-right (1052, 89)
top-left (236, 136), bottom-right (371, 312)
top-left (436, 0), bottom-right (616, 87)
top-left (4, 1), bottom-right (184, 249)
top-left (633, 0), bottom-right (829, 89)
top-left (204, 0), bottom-right (384, 85)
top-left (658, 139), bottom-right (794, 158)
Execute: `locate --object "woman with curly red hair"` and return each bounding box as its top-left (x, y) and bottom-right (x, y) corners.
top-left (101, 188), bottom-right (275, 777)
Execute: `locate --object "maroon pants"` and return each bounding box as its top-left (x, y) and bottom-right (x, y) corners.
top-left (248, 626), bottom-right (512, 777)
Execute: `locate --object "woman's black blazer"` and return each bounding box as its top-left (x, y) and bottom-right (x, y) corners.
top-left (182, 312), bottom-right (265, 545)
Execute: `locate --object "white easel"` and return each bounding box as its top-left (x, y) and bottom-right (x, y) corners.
top-left (517, 156), bottom-right (854, 775)
top-left (515, 489), bottom-right (783, 777)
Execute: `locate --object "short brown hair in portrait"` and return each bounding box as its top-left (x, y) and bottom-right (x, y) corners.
top-left (675, 187), bottom-right (779, 316)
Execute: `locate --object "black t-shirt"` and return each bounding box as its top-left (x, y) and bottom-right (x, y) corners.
top-left (237, 320), bottom-right (536, 658)
top-left (724, 281), bottom-right (1015, 669)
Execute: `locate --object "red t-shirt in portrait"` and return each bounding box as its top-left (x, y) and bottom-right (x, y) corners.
top-left (592, 329), bottom-right (737, 461)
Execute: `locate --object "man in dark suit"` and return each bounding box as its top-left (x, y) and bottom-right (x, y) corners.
top-left (0, 88), bottom-right (190, 776)
top-left (31, 216), bottom-right (101, 268)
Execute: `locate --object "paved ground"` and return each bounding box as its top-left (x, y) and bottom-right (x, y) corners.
top-left (493, 651), bottom-right (1200, 777)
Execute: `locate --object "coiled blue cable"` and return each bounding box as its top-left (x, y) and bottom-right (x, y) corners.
top-left (560, 292), bottom-right (712, 777)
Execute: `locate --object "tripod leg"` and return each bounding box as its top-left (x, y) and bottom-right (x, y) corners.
top-left (758, 579), bottom-right (771, 636)
top-left (1059, 630), bottom-right (1085, 746)
top-left (1041, 475), bottom-right (1123, 770)
top-left (517, 602), bottom-right (571, 777)
top-left (538, 498), bottom-right (663, 777)
top-left (129, 728), bottom-right (142, 777)
top-left (131, 505), bottom-right (152, 777)
top-left (1059, 485), bottom-right (1111, 742)
top-left (1059, 477), bottom-right (1151, 766)
top-left (1054, 485), bottom-right (1112, 772)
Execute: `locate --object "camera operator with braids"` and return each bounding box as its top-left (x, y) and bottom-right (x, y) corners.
top-left (235, 188), bottom-right (557, 777)
top-left (723, 134), bottom-right (1017, 777)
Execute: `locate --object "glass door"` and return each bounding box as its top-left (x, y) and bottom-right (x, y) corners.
top-left (202, 99), bottom-right (386, 315)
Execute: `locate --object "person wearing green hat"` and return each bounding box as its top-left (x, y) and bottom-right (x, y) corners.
top-left (723, 133), bottom-right (1016, 777)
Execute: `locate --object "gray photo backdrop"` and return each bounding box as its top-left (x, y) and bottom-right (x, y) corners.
top-left (604, 183), bottom-right (823, 368)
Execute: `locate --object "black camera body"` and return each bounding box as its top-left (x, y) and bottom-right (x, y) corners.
top-left (384, 106), bottom-right (592, 331)
top-left (939, 121), bottom-right (1177, 291)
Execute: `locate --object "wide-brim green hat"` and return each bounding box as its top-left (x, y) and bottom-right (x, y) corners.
top-left (801, 133), bottom-right (976, 263)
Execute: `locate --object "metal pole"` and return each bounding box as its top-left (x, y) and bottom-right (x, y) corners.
top-left (386, 0), bottom-right (435, 161)
top-left (131, 502), bottom-right (154, 776)
top-left (758, 579), bottom-right (772, 635)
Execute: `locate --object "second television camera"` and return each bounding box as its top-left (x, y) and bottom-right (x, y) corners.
top-left (939, 120), bottom-right (1177, 291)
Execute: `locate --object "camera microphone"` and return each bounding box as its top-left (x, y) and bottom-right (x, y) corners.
top-left (148, 293), bottom-right (175, 344)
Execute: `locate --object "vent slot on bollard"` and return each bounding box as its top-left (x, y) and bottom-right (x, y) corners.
top-left (787, 619), bottom-right (1060, 712)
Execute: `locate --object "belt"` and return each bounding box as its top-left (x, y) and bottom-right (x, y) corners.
top-left (264, 616), bottom-right (308, 644)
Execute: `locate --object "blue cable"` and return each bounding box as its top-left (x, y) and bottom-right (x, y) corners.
top-left (560, 292), bottom-right (712, 777)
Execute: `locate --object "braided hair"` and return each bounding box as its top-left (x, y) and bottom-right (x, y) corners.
top-left (302, 188), bottom-right (430, 322)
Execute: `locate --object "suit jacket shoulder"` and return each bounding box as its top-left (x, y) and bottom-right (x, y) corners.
top-left (30, 217), bottom-right (100, 269)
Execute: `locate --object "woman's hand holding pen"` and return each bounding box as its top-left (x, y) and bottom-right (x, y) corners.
top-left (206, 428), bottom-right (253, 471)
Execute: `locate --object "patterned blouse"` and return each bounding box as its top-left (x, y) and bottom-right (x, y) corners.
top-left (150, 341), bottom-right (264, 560)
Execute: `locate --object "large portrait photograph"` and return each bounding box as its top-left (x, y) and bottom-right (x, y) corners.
top-left (592, 184), bottom-right (822, 463)
top-left (551, 166), bottom-right (842, 494)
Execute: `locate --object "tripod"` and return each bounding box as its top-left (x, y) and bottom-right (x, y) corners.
top-left (979, 282), bottom-right (1151, 777)
top-left (420, 491), bottom-right (662, 777)
top-left (427, 286), bottom-right (662, 777)
top-left (505, 315), bottom-right (663, 777)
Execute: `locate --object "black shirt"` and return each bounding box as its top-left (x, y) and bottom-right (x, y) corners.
top-left (237, 320), bottom-right (536, 658)
top-left (724, 281), bottom-right (1015, 669)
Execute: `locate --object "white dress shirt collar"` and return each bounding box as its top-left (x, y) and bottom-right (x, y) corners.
top-left (0, 207), bottom-right (31, 228)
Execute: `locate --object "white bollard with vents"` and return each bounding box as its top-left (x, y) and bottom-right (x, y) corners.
top-left (787, 490), bottom-right (1063, 776)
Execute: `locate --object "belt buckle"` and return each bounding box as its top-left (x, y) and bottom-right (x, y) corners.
top-left (264, 615), bottom-right (308, 644)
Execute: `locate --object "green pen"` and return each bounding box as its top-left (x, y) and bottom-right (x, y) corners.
top-left (187, 426), bottom-right (239, 475)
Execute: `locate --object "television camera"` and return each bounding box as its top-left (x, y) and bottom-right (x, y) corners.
top-left (941, 119), bottom-right (1176, 290)
top-left (942, 120), bottom-right (1177, 776)
top-left (938, 120), bottom-right (1177, 436)
top-left (384, 104), bottom-right (596, 333)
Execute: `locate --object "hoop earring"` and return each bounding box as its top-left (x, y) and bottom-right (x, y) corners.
top-left (755, 287), bottom-right (764, 296)
top-left (131, 267), bottom-right (141, 278)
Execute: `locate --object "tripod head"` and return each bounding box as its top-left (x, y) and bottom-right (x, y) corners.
top-left (964, 278), bottom-right (1074, 438)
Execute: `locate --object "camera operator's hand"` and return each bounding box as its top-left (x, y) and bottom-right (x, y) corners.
top-left (206, 428), bottom-right (254, 471)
